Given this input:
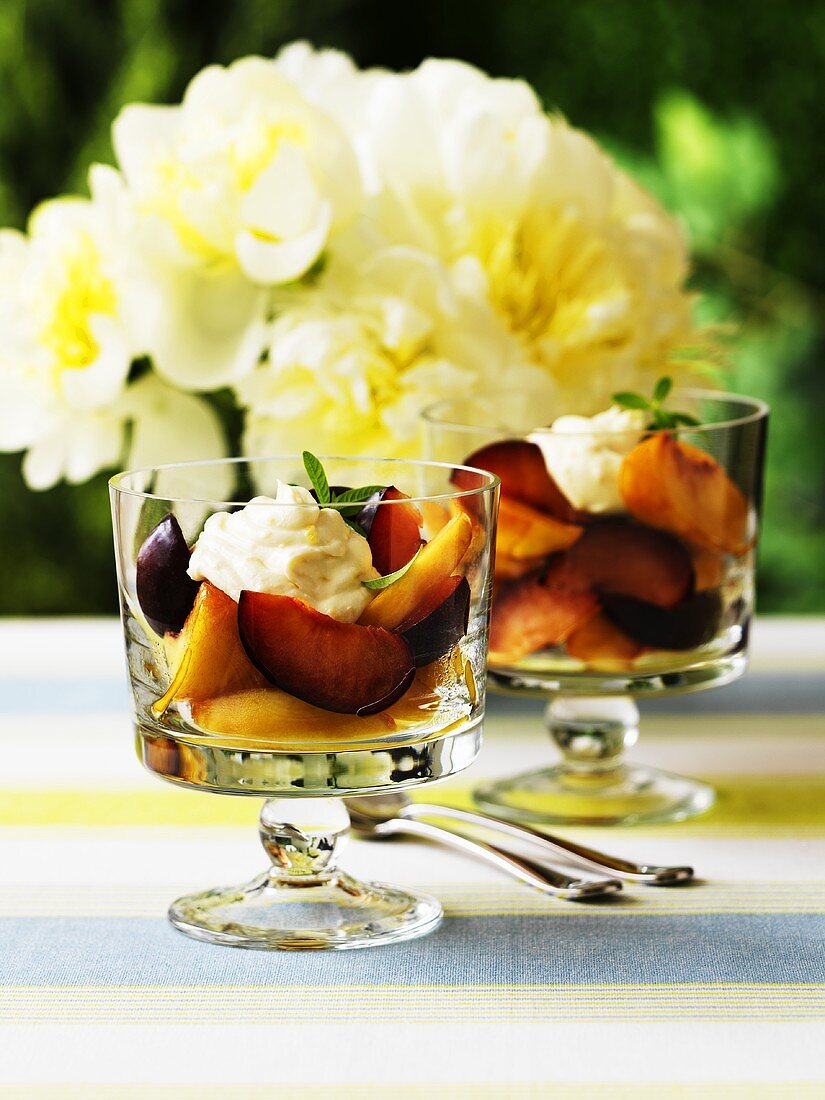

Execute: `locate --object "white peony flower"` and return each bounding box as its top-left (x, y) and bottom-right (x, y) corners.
top-left (279, 47), bottom-right (704, 412)
top-left (114, 56), bottom-right (362, 280)
top-left (0, 169), bottom-right (151, 489)
top-left (0, 44), bottom-right (714, 496)
top-left (236, 247), bottom-right (478, 458)
top-left (111, 56), bottom-right (363, 391)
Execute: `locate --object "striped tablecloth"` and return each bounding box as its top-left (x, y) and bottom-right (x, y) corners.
top-left (0, 617), bottom-right (823, 1097)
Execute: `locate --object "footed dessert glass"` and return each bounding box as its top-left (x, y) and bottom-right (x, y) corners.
top-left (424, 389), bottom-right (768, 826)
top-left (110, 456), bottom-right (498, 949)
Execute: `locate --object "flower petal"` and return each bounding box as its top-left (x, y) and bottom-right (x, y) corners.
top-left (59, 314), bottom-right (132, 410)
top-left (145, 264), bottom-right (269, 389)
top-left (236, 203), bottom-right (331, 284)
top-left (121, 374), bottom-right (231, 499)
top-left (241, 143), bottom-right (324, 241)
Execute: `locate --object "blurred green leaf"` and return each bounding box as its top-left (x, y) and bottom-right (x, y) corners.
top-left (654, 89), bottom-right (781, 247)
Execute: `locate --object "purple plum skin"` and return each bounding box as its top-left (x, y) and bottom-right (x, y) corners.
top-left (354, 488), bottom-right (387, 538)
top-left (400, 577), bottom-right (471, 667)
top-left (136, 514), bottom-right (201, 636)
top-left (603, 590), bottom-right (723, 651)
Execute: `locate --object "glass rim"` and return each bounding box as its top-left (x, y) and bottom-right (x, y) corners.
top-left (108, 453), bottom-right (500, 508)
top-left (421, 387), bottom-right (770, 438)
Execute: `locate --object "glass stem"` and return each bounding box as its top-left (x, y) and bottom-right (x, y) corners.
top-left (259, 797), bottom-right (350, 887)
top-left (544, 697), bottom-right (640, 788)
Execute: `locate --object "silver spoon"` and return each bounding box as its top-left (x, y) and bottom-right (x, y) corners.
top-left (346, 797), bottom-right (621, 901)
top-left (346, 792), bottom-right (693, 886)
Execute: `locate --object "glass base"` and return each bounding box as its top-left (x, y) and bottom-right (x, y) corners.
top-left (169, 870), bottom-right (442, 951)
top-left (137, 719), bottom-right (482, 795)
top-left (475, 762), bottom-right (715, 826)
top-left (166, 796), bottom-right (443, 951)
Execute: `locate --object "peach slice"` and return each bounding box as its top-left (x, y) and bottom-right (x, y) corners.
top-left (566, 614), bottom-right (642, 668)
top-left (497, 496), bottom-right (583, 560)
top-left (358, 511), bottom-right (473, 631)
top-left (191, 688), bottom-right (398, 744)
top-left (191, 667), bottom-right (447, 745)
top-left (620, 432), bottom-right (750, 554)
top-left (489, 561), bottom-right (600, 663)
top-left (421, 499), bottom-right (451, 538)
top-left (564, 519), bottom-right (693, 610)
top-left (457, 439), bottom-right (578, 521)
top-left (239, 593), bottom-right (415, 715)
top-left (494, 553), bottom-right (548, 581)
top-left (153, 581), bottom-right (267, 717)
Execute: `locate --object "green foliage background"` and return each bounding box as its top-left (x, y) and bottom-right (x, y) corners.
top-left (1, 0), bottom-right (822, 614)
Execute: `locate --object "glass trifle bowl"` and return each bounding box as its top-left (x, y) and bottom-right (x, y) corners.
top-left (110, 455), bottom-right (498, 949)
top-left (424, 388), bottom-right (768, 826)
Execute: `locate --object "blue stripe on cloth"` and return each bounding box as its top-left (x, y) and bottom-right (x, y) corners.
top-left (0, 673), bottom-right (823, 717)
top-left (486, 676), bottom-right (825, 718)
top-left (0, 679), bottom-right (129, 715)
top-left (1, 914), bottom-right (823, 987)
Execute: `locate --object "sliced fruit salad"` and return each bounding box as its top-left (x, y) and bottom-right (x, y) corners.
top-left (134, 454), bottom-right (479, 742)
top-left (459, 381), bottom-right (753, 671)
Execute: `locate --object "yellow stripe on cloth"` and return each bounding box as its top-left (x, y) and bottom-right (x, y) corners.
top-left (4, 773), bottom-right (825, 834)
top-left (2, 881), bottom-right (825, 918)
top-left (3, 984), bottom-right (824, 1022)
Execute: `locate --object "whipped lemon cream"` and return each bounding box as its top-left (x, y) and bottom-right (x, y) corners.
top-left (528, 405), bottom-right (645, 514)
top-left (187, 481), bottom-right (378, 622)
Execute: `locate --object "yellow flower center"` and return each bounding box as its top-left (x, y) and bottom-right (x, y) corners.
top-left (146, 158), bottom-right (221, 261)
top-left (146, 116), bottom-right (310, 260)
top-left (39, 233), bottom-right (117, 371)
top-left (470, 207), bottom-right (630, 357)
top-left (230, 117), bottom-right (308, 192)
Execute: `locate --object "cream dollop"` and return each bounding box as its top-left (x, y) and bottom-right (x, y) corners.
top-left (187, 481), bottom-right (378, 622)
top-left (528, 406), bottom-right (646, 514)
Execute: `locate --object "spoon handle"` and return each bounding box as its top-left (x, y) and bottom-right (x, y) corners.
top-left (378, 817), bottom-right (621, 900)
top-left (405, 803), bottom-right (693, 885)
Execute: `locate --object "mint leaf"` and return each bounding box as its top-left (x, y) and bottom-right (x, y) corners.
top-left (653, 376), bottom-right (673, 403)
top-left (612, 391), bottom-right (650, 410)
top-left (670, 412), bottom-right (701, 427)
top-left (331, 485), bottom-right (387, 522)
top-left (344, 518), bottom-right (367, 538)
top-left (362, 546), bottom-right (422, 590)
top-left (331, 485), bottom-right (386, 507)
top-left (302, 451), bottom-right (330, 505)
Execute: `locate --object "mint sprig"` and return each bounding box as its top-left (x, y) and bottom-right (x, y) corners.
top-left (302, 451), bottom-right (330, 505)
top-left (362, 546), bottom-right (422, 590)
top-left (330, 485), bottom-right (387, 519)
top-left (611, 376), bottom-right (701, 431)
top-left (301, 452), bottom-right (387, 535)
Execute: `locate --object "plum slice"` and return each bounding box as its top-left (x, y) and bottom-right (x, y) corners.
top-left (239, 592), bottom-right (415, 715)
top-left (456, 439), bottom-right (579, 522)
top-left (564, 519), bottom-right (693, 610)
top-left (356, 486), bottom-right (423, 575)
top-left (603, 590), bottom-right (724, 651)
top-left (136, 514), bottom-right (201, 636)
top-left (398, 576), bottom-right (471, 667)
